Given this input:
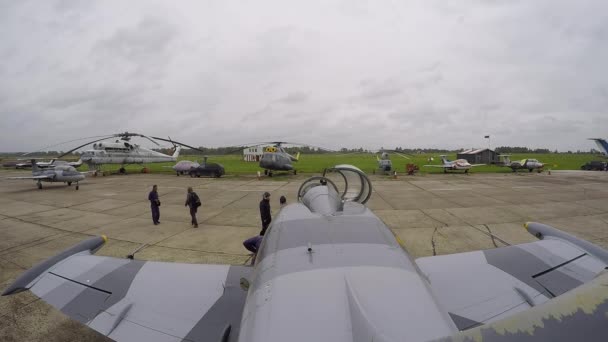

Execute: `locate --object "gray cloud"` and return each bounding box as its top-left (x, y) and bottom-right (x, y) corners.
top-left (1, 0), bottom-right (607, 152)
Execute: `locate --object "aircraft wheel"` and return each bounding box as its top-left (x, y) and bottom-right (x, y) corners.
top-left (190, 172), bottom-right (195, 178)
top-left (443, 169), bottom-right (447, 173)
top-left (464, 169), bottom-right (469, 174)
top-left (68, 182), bottom-right (72, 186)
top-left (197, 174), bottom-right (201, 178)
top-left (264, 170), bottom-right (268, 175)
top-left (176, 172), bottom-right (179, 176)
top-left (293, 169), bottom-right (297, 175)
top-left (529, 169), bottom-right (533, 173)
top-left (37, 183), bottom-right (42, 190)
top-left (268, 172), bottom-right (273, 177)
top-left (76, 185), bottom-right (79, 190)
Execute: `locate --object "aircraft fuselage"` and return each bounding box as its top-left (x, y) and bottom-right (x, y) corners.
top-left (238, 185), bottom-right (457, 341)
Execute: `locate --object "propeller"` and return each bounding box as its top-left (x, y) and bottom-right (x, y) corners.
top-left (113, 132), bottom-right (160, 146)
top-left (56, 136), bottom-right (117, 159)
top-left (150, 136), bottom-right (207, 154)
top-left (22, 135), bottom-right (114, 157)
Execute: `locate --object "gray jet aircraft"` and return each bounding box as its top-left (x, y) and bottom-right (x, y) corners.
top-left (500, 155), bottom-right (545, 172)
top-left (3, 165), bottom-right (608, 341)
top-left (7, 159), bottom-right (87, 190)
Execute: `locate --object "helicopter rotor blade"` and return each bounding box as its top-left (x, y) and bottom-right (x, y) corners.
top-left (56, 136), bottom-right (116, 159)
top-left (140, 134), bottom-right (161, 146)
top-left (22, 135), bottom-right (114, 157)
top-left (393, 152), bottom-right (411, 160)
top-left (150, 136), bottom-right (206, 154)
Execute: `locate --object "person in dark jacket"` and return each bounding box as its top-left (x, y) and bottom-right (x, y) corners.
top-left (185, 186), bottom-right (201, 228)
top-left (148, 185), bottom-right (160, 225)
top-left (259, 192), bottom-right (271, 235)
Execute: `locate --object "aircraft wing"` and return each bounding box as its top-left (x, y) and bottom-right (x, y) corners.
top-left (470, 164), bottom-right (486, 167)
top-left (2, 236), bottom-right (252, 342)
top-left (433, 270), bottom-right (608, 341)
top-left (423, 165), bottom-right (448, 168)
top-left (416, 222), bottom-right (608, 331)
top-left (7, 175), bottom-right (53, 180)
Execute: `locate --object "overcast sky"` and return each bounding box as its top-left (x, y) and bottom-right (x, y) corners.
top-left (1, 0), bottom-right (606, 152)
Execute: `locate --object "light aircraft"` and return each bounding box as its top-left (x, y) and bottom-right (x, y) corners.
top-left (15, 159), bottom-right (83, 169)
top-left (7, 159), bottom-right (87, 190)
top-left (589, 138), bottom-right (608, 156)
top-left (424, 155), bottom-right (484, 173)
top-left (4, 164), bottom-right (608, 341)
top-left (500, 155), bottom-right (545, 173)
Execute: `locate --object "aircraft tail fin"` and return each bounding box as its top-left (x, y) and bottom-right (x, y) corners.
top-left (589, 138), bottom-right (608, 155)
top-left (30, 159), bottom-right (39, 172)
top-left (172, 146), bottom-right (181, 159)
top-left (439, 155), bottom-right (450, 163)
top-left (295, 152), bottom-right (300, 161)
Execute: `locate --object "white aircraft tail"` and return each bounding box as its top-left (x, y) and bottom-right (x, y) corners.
top-left (439, 155), bottom-right (450, 164)
top-left (31, 159), bottom-right (39, 172)
top-left (172, 146), bottom-right (181, 159)
top-left (589, 138), bottom-right (608, 156)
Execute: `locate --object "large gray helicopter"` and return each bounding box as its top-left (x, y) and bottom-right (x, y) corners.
top-left (7, 159), bottom-right (87, 190)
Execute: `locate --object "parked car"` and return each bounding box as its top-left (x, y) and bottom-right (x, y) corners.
top-left (581, 161), bottom-right (607, 171)
top-left (188, 162), bottom-right (225, 178)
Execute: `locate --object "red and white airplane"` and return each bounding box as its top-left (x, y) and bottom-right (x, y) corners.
top-left (424, 155), bottom-right (484, 173)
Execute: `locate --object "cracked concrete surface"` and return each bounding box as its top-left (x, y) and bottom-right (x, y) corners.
top-left (2, 169), bottom-right (608, 341)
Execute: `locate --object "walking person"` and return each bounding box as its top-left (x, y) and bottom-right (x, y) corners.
top-left (148, 185), bottom-right (160, 225)
top-left (259, 192), bottom-right (271, 235)
top-left (185, 187), bottom-right (201, 227)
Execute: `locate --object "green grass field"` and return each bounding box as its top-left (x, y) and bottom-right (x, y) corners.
top-left (86, 153), bottom-right (601, 175)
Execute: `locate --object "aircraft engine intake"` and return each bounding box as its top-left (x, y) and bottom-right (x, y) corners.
top-left (297, 165), bottom-right (373, 215)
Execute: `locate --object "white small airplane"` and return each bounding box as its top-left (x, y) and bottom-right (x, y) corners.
top-left (424, 155), bottom-right (484, 173)
top-left (15, 159), bottom-right (83, 169)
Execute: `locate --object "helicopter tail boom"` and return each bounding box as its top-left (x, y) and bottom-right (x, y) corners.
top-left (172, 146), bottom-right (181, 159)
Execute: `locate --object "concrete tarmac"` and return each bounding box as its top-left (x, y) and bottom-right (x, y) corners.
top-left (1, 169), bottom-right (608, 341)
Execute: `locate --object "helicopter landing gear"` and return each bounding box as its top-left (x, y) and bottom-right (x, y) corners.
top-left (264, 170), bottom-right (268, 176)
top-left (37, 181), bottom-right (42, 189)
top-left (76, 182), bottom-right (79, 190)
top-left (293, 169), bottom-right (297, 175)
top-left (68, 182), bottom-right (72, 186)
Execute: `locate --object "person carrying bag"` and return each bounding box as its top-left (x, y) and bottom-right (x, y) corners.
top-left (185, 187), bottom-right (201, 227)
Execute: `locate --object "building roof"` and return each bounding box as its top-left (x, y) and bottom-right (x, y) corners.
top-left (458, 148), bottom-right (495, 155)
